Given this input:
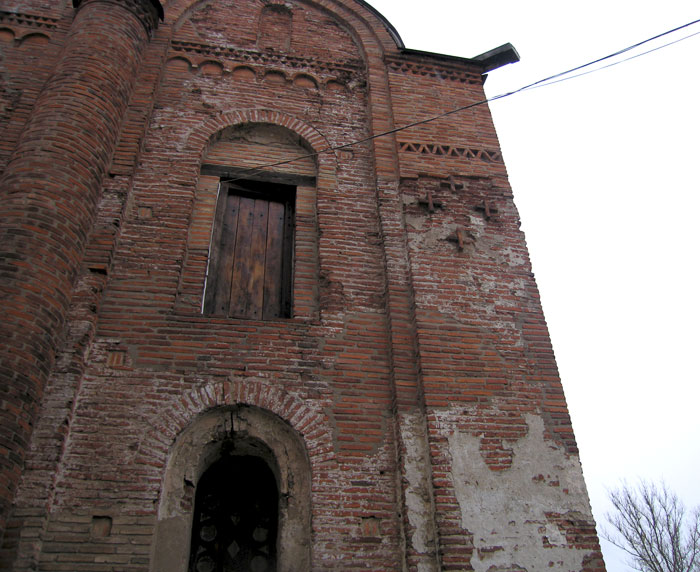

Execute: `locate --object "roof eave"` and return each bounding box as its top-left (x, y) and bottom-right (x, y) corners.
top-left (400, 42), bottom-right (520, 74)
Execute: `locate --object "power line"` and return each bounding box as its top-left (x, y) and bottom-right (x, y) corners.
top-left (506, 17), bottom-right (700, 95)
top-left (219, 17), bottom-right (700, 183)
top-left (522, 29), bottom-right (700, 92)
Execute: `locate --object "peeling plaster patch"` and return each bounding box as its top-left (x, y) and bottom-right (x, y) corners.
top-left (438, 274), bottom-right (532, 352)
top-left (405, 220), bottom-right (454, 250)
top-left (402, 193), bottom-right (418, 206)
top-left (405, 213), bottom-right (425, 231)
top-left (469, 213), bottom-right (487, 235)
top-left (401, 413), bottom-right (439, 571)
top-left (448, 414), bottom-right (592, 572)
top-left (503, 247), bottom-right (528, 267)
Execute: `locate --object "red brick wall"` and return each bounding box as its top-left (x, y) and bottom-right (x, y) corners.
top-left (0, 0), bottom-right (159, 553)
top-left (0, 1), bottom-right (605, 570)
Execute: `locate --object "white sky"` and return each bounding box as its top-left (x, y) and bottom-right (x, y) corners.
top-left (365, 1), bottom-right (700, 570)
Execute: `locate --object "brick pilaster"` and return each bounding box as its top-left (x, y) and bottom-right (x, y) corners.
top-left (0, 0), bottom-right (162, 547)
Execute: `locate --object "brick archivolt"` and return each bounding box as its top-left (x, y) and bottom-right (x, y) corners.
top-left (183, 109), bottom-right (334, 172)
top-left (148, 381), bottom-right (319, 570)
top-left (136, 378), bottom-right (336, 472)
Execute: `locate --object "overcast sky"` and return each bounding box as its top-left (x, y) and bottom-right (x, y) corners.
top-left (366, 1), bottom-right (700, 570)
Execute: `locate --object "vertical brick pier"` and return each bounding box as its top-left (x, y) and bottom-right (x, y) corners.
top-left (0, 0), bottom-right (162, 541)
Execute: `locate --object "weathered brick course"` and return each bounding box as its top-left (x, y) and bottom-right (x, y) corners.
top-left (0, 0), bottom-right (604, 570)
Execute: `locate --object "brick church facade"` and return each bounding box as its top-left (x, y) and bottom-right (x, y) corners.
top-left (0, 0), bottom-right (605, 569)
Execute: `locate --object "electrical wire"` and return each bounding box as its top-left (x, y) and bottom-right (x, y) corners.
top-left (503, 17), bottom-right (700, 95)
top-left (521, 29), bottom-right (700, 92)
top-left (218, 17), bottom-right (700, 184)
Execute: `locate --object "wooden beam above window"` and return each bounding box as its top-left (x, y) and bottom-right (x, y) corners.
top-left (201, 164), bottom-right (316, 187)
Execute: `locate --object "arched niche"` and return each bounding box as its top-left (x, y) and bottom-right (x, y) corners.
top-left (150, 405), bottom-right (312, 572)
top-left (258, 4), bottom-right (293, 51)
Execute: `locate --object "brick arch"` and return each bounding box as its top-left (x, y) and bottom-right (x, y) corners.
top-left (0, 27), bottom-right (15, 42)
top-left (16, 32), bottom-right (50, 45)
top-left (165, 54), bottom-right (193, 69)
top-left (162, 0), bottom-right (401, 53)
top-left (137, 377), bottom-right (335, 472)
top-left (184, 108), bottom-right (331, 164)
top-left (174, 108), bottom-right (335, 194)
top-left (147, 379), bottom-right (327, 571)
top-left (175, 109), bottom-right (328, 317)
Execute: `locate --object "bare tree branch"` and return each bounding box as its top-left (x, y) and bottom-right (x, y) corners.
top-left (603, 480), bottom-right (700, 572)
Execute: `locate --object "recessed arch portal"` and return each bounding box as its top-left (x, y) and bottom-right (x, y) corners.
top-left (150, 405), bottom-right (312, 572)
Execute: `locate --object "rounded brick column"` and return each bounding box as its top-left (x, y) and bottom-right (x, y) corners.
top-left (0, 0), bottom-right (162, 539)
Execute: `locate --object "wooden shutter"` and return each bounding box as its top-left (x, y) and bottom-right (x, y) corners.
top-left (204, 181), bottom-right (294, 319)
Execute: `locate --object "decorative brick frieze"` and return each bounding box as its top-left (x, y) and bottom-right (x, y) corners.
top-left (170, 39), bottom-right (363, 79)
top-left (386, 54), bottom-right (483, 85)
top-left (399, 140), bottom-right (503, 163)
top-left (0, 10), bottom-right (58, 30)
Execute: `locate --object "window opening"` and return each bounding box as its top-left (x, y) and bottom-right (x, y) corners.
top-left (204, 180), bottom-right (295, 319)
top-left (189, 455), bottom-right (279, 572)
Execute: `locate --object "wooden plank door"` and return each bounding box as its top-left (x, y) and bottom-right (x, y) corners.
top-left (205, 181), bottom-right (294, 319)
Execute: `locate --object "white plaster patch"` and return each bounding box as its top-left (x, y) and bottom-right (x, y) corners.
top-left (404, 213), bottom-right (426, 231)
top-left (406, 221), bottom-right (457, 250)
top-left (448, 414), bottom-right (593, 572)
top-left (401, 413), bottom-right (439, 571)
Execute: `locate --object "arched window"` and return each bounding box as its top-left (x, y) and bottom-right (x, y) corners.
top-left (176, 122), bottom-right (319, 321)
top-left (189, 455), bottom-right (278, 572)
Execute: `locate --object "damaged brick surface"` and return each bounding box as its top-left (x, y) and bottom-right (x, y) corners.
top-left (0, 0), bottom-right (604, 570)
